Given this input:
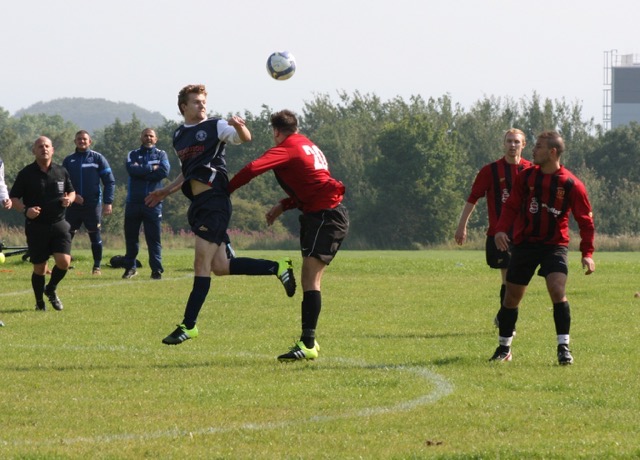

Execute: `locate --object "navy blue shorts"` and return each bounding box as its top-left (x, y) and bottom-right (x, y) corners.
top-left (26, 219), bottom-right (72, 264)
top-left (188, 189), bottom-right (230, 245)
top-left (299, 205), bottom-right (349, 265)
top-left (65, 203), bottom-right (101, 232)
top-left (506, 244), bottom-right (569, 286)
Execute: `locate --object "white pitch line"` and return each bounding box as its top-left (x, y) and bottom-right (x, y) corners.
top-left (1, 352), bottom-right (454, 448)
top-left (0, 274), bottom-right (193, 298)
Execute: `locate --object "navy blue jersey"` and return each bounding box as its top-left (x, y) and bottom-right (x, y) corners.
top-left (172, 117), bottom-right (241, 199)
top-left (125, 146), bottom-right (170, 204)
top-left (62, 150), bottom-right (115, 205)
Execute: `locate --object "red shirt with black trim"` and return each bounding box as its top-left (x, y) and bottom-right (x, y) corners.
top-left (228, 133), bottom-right (345, 213)
top-left (467, 157), bottom-right (532, 236)
top-left (495, 165), bottom-right (595, 258)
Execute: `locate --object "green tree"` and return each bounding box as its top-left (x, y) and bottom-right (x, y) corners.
top-left (362, 115), bottom-right (464, 248)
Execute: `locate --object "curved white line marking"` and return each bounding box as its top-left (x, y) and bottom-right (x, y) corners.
top-left (2, 350), bottom-right (453, 447)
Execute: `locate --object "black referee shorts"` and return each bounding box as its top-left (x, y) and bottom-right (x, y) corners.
top-left (299, 205), bottom-right (349, 265)
top-left (25, 219), bottom-right (72, 264)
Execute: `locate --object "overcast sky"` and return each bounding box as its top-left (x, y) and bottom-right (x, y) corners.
top-left (2, 0), bottom-right (637, 126)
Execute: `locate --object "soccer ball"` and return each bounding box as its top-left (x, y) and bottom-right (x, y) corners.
top-left (266, 51), bottom-right (296, 81)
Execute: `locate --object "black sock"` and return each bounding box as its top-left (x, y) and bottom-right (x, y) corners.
top-left (32, 272), bottom-right (46, 302)
top-left (301, 291), bottom-right (321, 348)
top-left (182, 276), bottom-right (211, 329)
top-left (229, 257), bottom-right (278, 276)
top-left (497, 306), bottom-right (518, 338)
top-left (46, 266), bottom-right (67, 292)
top-left (553, 301), bottom-right (571, 335)
top-left (499, 284), bottom-right (506, 308)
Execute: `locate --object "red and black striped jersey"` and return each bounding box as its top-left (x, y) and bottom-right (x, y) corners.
top-left (495, 165), bottom-right (595, 258)
top-left (467, 157), bottom-right (532, 236)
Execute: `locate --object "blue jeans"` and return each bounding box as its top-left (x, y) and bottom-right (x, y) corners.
top-left (124, 202), bottom-right (163, 273)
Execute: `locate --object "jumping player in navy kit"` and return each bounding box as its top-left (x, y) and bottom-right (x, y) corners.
top-left (145, 84), bottom-right (296, 345)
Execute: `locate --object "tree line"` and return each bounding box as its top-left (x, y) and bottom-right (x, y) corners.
top-left (1, 91), bottom-right (639, 249)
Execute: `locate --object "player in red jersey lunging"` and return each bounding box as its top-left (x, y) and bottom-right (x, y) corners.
top-left (228, 109), bottom-right (349, 361)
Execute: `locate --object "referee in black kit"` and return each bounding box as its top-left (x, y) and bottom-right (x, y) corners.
top-left (9, 136), bottom-right (76, 311)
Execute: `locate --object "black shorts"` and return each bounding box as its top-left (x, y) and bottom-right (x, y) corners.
top-left (25, 219), bottom-right (72, 264)
top-left (66, 203), bottom-right (102, 232)
top-left (485, 236), bottom-right (511, 269)
top-left (188, 189), bottom-right (230, 245)
top-left (506, 244), bottom-right (569, 286)
top-left (299, 205), bottom-right (349, 265)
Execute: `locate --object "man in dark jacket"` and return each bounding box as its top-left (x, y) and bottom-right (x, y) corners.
top-left (122, 128), bottom-right (170, 280)
top-left (63, 130), bottom-right (115, 275)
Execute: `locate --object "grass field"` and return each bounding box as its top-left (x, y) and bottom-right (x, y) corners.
top-left (1, 249), bottom-right (639, 459)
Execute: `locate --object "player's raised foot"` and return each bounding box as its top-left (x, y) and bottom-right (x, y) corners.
top-left (122, 268), bottom-right (138, 279)
top-left (277, 340), bottom-right (320, 362)
top-left (489, 345), bottom-right (512, 362)
top-left (276, 257), bottom-right (296, 297)
top-left (162, 324), bottom-right (198, 345)
top-left (557, 344), bottom-right (574, 365)
top-left (44, 287), bottom-right (63, 311)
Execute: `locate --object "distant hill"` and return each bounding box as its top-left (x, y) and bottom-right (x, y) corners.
top-left (14, 97), bottom-right (167, 133)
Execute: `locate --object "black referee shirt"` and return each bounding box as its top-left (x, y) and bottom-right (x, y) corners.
top-left (10, 162), bottom-right (75, 224)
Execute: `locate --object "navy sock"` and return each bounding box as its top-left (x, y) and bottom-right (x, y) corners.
top-left (182, 276), bottom-right (211, 329)
top-left (89, 230), bottom-right (102, 268)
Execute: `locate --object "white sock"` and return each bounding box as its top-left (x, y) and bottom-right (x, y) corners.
top-left (499, 336), bottom-right (513, 347)
top-left (557, 334), bottom-right (570, 346)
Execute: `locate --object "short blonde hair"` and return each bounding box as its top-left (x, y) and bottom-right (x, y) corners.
top-left (504, 128), bottom-right (526, 144)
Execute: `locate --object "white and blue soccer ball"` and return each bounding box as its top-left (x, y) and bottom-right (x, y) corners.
top-left (266, 51), bottom-right (296, 81)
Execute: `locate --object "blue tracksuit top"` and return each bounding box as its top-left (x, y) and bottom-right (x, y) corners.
top-left (62, 149), bottom-right (115, 205)
top-left (125, 145), bottom-right (170, 204)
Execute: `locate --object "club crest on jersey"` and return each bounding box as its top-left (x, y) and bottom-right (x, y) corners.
top-left (196, 130), bottom-right (207, 142)
top-left (529, 197), bottom-right (539, 214)
top-left (557, 187), bottom-right (565, 198)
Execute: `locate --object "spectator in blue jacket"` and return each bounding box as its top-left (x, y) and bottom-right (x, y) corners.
top-left (122, 128), bottom-right (170, 280)
top-left (63, 130), bottom-right (115, 275)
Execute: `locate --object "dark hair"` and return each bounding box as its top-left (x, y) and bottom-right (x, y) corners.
top-left (270, 109), bottom-right (298, 135)
top-left (177, 84), bottom-right (207, 115)
top-left (538, 131), bottom-right (565, 155)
